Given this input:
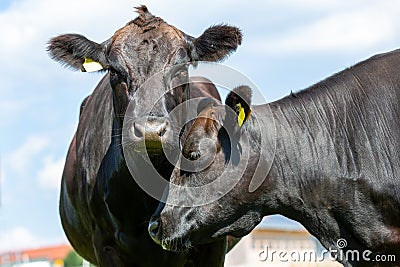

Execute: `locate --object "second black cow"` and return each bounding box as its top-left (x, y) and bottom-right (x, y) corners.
top-left (151, 49), bottom-right (400, 266)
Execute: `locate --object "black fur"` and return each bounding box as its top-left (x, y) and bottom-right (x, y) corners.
top-left (154, 49), bottom-right (400, 267)
top-left (49, 6), bottom-right (241, 267)
top-left (47, 34), bottom-right (108, 71)
top-left (193, 25), bottom-right (242, 62)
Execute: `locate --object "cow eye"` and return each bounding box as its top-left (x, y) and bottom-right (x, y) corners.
top-left (178, 70), bottom-right (188, 78)
top-left (109, 67), bottom-right (130, 87)
top-left (109, 69), bottom-right (119, 87)
top-left (109, 68), bottom-right (118, 78)
top-left (172, 66), bottom-right (188, 79)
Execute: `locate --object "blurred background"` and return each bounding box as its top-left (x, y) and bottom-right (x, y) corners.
top-left (1, 0), bottom-right (400, 266)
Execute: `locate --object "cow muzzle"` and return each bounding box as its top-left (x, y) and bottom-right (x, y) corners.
top-left (148, 215), bottom-right (192, 252)
top-left (129, 116), bottom-right (171, 154)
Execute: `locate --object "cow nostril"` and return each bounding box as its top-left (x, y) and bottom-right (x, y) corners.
top-left (133, 123), bottom-right (144, 138)
top-left (148, 218), bottom-right (161, 244)
top-left (157, 121), bottom-right (169, 138)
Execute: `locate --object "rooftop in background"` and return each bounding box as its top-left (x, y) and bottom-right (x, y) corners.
top-left (226, 224), bottom-right (341, 267)
top-left (0, 244), bottom-right (72, 265)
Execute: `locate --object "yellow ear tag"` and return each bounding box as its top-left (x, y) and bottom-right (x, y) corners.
top-left (237, 103), bottom-right (245, 127)
top-left (83, 57), bottom-right (103, 72)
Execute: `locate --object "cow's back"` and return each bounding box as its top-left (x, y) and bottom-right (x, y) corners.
top-left (266, 49), bottom-right (400, 255)
top-left (273, 48), bottom-right (400, 190)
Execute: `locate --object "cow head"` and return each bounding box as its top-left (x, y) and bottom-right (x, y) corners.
top-left (149, 86), bottom-right (266, 251)
top-left (48, 5), bottom-right (241, 155)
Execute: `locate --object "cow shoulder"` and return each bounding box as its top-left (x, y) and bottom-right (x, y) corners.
top-left (76, 74), bottom-right (114, 188)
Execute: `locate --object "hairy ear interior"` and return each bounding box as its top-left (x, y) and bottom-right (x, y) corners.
top-left (47, 34), bottom-right (108, 71)
top-left (194, 25), bottom-right (242, 62)
top-left (225, 85), bottom-right (252, 126)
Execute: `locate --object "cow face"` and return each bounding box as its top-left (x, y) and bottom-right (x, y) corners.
top-left (48, 5), bottom-right (241, 155)
top-left (149, 86), bottom-right (263, 251)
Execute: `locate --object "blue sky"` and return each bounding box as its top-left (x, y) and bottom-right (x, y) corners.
top-left (0, 0), bottom-right (13, 11)
top-left (1, 0), bottom-right (400, 252)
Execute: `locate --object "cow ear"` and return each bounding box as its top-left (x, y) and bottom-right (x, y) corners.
top-left (225, 85), bottom-right (252, 127)
top-left (193, 25), bottom-right (242, 62)
top-left (47, 34), bottom-right (109, 72)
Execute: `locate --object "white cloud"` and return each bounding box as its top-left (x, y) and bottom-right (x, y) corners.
top-left (0, 0), bottom-right (133, 88)
top-left (250, 1), bottom-right (400, 54)
top-left (2, 0), bottom-right (396, 84)
top-left (37, 156), bottom-right (64, 191)
top-left (0, 227), bottom-right (47, 252)
top-left (6, 135), bottom-right (49, 176)
top-left (0, 0), bottom-right (127, 48)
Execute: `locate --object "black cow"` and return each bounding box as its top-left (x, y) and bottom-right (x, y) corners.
top-left (150, 49), bottom-right (400, 266)
top-left (48, 6), bottom-right (242, 267)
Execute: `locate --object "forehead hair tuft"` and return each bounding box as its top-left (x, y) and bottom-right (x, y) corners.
top-left (131, 5), bottom-right (163, 30)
